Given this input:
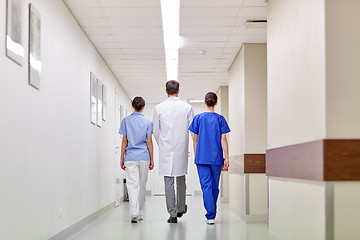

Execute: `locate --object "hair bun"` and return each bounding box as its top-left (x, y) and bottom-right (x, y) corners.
top-left (132, 97), bottom-right (145, 111)
top-left (204, 92), bottom-right (217, 107)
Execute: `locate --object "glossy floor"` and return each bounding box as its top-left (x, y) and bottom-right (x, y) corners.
top-left (69, 196), bottom-right (278, 240)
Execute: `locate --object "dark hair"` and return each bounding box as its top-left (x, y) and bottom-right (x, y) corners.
top-left (132, 97), bottom-right (145, 111)
top-left (205, 92), bottom-right (218, 107)
top-left (166, 80), bottom-right (179, 95)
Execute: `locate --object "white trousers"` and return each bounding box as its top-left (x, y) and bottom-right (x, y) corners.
top-left (125, 161), bottom-right (149, 217)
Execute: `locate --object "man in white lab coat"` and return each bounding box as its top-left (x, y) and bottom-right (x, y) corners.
top-left (153, 80), bottom-right (194, 223)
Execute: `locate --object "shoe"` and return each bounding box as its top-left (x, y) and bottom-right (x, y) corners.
top-left (177, 204), bottom-right (187, 218)
top-left (167, 216), bottom-right (178, 223)
top-left (131, 216), bottom-right (138, 223)
top-left (138, 216), bottom-right (143, 221)
top-left (206, 219), bottom-right (215, 225)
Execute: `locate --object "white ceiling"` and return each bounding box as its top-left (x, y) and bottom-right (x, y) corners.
top-left (64, 0), bottom-right (267, 103)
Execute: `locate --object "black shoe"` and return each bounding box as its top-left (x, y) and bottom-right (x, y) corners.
top-left (177, 204), bottom-right (187, 218)
top-left (167, 216), bottom-right (178, 223)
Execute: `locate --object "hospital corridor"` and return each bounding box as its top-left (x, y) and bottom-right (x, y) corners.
top-left (1, 0), bottom-right (360, 240)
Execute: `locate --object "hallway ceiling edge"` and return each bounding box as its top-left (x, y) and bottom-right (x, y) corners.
top-left (63, 0), bottom-right (267, 103)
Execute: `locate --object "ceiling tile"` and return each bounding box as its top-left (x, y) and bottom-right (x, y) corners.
top-left (239, 6), bottom-right (267, 18)
top-left (98, 0), bottom-right (160, 8)
top-left (70, 7), bottom-right (104, 18)
top-left (102, 8), bottom-right (161, 18)
top-left (181, 8), bottom-right (240, 18)
top-left (243, 0), bottom-right (267, 7)
top-left (65, 0), bottom-right (98, 8)
top-left (181, 0), bottom-right (245, 7)
top-left (180, 18), bottom-right (237, 27)
top-left (64, 0), bottom-right (267, 103)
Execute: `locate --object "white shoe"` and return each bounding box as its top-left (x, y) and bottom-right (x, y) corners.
top-left (206, 219), bottom-right (215, 225)
top-left (138, 216), bottom-right (143, 221)
top-left (131, 216), bottom-right (138, 223)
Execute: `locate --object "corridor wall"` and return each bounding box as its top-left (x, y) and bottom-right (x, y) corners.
top-left (0, 0), bottom-right (131, 239)
top-left (216, 86), bottom-right (229, 203)
top-left (267, 0), bottom-right (360, 239)
top-left (228, 44), bottom-right (268, 223)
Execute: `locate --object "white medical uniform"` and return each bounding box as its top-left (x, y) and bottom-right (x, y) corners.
top-left (153, 96), bottom-right (194, 177)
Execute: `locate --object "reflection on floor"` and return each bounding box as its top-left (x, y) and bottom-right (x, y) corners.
top-left (69, 196), bottom-right (277, 240)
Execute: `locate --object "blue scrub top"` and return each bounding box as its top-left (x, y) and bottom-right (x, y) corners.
top-left (119, 112), bottom-right (153, 161)
top-left (189, 112), bottom-right (230, 165)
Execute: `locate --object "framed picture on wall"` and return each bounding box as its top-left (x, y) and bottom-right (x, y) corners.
top-left (90, 72), bottom-right (97, 125)
top-left (97, 79), bottom-right (103, 127)
top-left (28, 4), bottom-right (41, 89)
top-left (102, 84), bottom-right (106, 121)
top-left (6, 0), bottom-right (24, 65)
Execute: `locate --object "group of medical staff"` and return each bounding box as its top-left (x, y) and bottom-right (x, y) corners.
top-left (119, 80), bottom-right (230, 225)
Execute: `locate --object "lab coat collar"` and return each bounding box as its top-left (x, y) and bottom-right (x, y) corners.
top-left (167, 96), bottom-right (180, 101)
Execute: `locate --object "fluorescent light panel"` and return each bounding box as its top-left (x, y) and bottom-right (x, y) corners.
top-left (160, 0), bottom-right (180, 81)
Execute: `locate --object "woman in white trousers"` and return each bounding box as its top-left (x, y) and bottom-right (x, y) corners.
top-left (119, 97), bottom-right (154, 223)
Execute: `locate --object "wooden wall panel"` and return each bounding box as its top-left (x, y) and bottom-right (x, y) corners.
top-left (266, 139), bottom-right (360, 181)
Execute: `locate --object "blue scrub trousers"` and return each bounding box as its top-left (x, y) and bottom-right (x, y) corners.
top-left (196, 164), bottom-right (222, 220)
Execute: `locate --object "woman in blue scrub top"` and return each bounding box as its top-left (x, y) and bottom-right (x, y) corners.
top-left (189, 92), bottom-right (230, 225)
top-left (119, 97), bottom-right (154, 224)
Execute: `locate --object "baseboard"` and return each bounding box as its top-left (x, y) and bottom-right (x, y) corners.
top-left (48, 201), bottom-right (116, 240)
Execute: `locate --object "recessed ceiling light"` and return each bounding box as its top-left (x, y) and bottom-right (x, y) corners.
top-left (160, 0), bottom-right (180, 81)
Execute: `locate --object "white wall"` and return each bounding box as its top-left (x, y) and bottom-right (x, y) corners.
top-left (216, 86), bottom-right (230, 202)
top-left (244, 44), bottom-right (267, 153)
top-left (267, 0), bottom-right (326, 149)
top-left (0, 0), bottom-right (131, 239)
top-left (334, 182), bottom-right (360, 239)
top-left (228, 47), bottom-right (245, 216)
top-left (267, 0), bottom-right (326, 238)
top-left (266, 1), bottom-right (360, 239)
top-left (229, 47), bottom-right (245, 157)
top-left (269, 177), bottom-right (326, 240)
top-left (229, 174), bottom-right (245, 216)
top-left (325, 0), bottom-right (360, 138)
top-left (228, 44), bottom-right (268, 221)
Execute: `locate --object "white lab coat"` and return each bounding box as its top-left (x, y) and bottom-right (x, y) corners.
top-left (153, 97), bottom-right (194, 177)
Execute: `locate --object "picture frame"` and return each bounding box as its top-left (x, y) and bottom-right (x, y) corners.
top-left (28, 3), bottom-right (41, 89)
top-left (90, 72), bottom-right (97, 125)
top-left (97, 79), bottom-right (103, 127)
top-left (102, 84), bottom-right (106, 121)
top-left (6, 0), bottom-right (24, 65)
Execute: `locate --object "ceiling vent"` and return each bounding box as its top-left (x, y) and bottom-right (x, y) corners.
top-left (244, 20), bottom-right (267, 29)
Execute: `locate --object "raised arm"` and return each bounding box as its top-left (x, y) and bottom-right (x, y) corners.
top-left (221, 133), bottom-right (229, 171)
